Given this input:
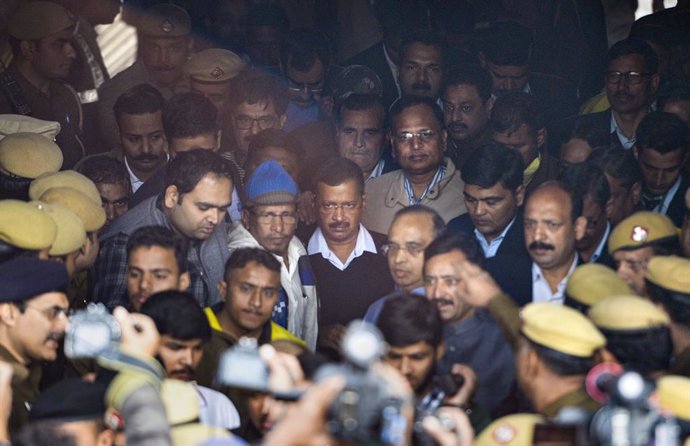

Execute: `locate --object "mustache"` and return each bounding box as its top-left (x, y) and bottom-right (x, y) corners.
top-left (411, 82), bottom-right (431, 91)
top-left (613, 93), bottom-right (634, 101)
top-left (448, 121), bottom-right (468, 131)
top-left (529, 241), bottom-right (555, 251)
top-left (328, 222), bottom-right (350, 229)
top-left (132, 154), bottom-right (161, 162)
top-left (46, 332), bottom-right (64, 342)
top-left (172, 365), bottom-right (195, 376)
top-left (433, 298), bottom-right (453, 306)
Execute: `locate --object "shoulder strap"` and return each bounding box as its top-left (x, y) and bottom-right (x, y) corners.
top-left (0, 67), bottom-right (31, 115)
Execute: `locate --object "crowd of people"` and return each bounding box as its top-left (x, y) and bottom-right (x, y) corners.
top-left (1, 0), bottom-right (690, 445)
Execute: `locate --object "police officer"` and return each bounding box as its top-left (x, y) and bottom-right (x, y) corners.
top-left (589, 295), bottom-right (672, 375)
top-left (0, 132), bottom-right (63, 200)
top-left (0, 1), bottom-right (85, 169)
top-left (645, 256), bottom-right (690, 376)
top-left (0, 257), bottom-right (70, 437)
top-left (608, 212), bottom-right (680, 296)
top-left (97, 3), bottom-right (193, 150)
top-left (563, 263), bottom-right (630, 313)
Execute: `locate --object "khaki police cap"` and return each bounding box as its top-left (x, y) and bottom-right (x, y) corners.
top-left (39, 187), bottom-right (106, 233)
top-left (608, 211), bottom-right (677, 254)
top-left (645, 256), bottom-right (690, 294)
top-left (657, 375), bottom-right (690, 421)
top-left (521, 303), bottom-right (606, 357)
top-left (7, 1), bottom-right (77, 41)
top-left (185, 49), bottom-right (246, 83)
top-left (0, 115), bottom-right (61, 141)
top-left (30, 171), bottom-right (102, 205)
top-left (588, 295), bottom-right (669, 330)
top-left (29, 201), bottom-right (86, 256)
top-left (476, 414), bottom-right (544, 446)
top-left (0, 133), bottom-right (63, 179)
top-left (0, 199), bottom-right (57, 250)
top-left (137, 4), bottom-right (191, 38)
top-left (565, 263), bottom-right (630, 307)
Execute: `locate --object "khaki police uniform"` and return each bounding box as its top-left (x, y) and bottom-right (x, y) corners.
top-left (0, 345), bottom-right (41, 438)
top-left (96, 4), bottom-right (192, 150)
top-left (0, 2), bottom-right (85, 169)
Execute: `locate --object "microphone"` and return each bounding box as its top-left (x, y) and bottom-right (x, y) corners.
top-left (585, 362), bottom-right (624, 404)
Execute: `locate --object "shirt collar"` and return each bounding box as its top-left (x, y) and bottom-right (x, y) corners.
top-left (307, 224), bottom-right (377, 270)
top-left (589, 221), bottom-right (611, 263)
top-left (366, 159), bottom-right (386, 182)
top-left (474, 215), bottom-right (515, 247)
top-left (123, 156), bottom-right (143, 192)
top-left (610, 113), bottom-right (636, 149)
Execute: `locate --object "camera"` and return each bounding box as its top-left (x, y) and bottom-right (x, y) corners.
top-left (65, 303), bottom-right (121, 358)
top-left (216, 337), bottom-right (271, 393)
top-left (413, 371), bottom-right (466, 446)
top-left (589, 369), bottom-right (680, 446)
top-left (314, 321), bottom-right (409, 446)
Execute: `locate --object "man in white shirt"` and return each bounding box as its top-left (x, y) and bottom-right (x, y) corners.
top-left (140, 291), bottom-right (240, 430)
top-left (524, 182), bottom-right (587, 304)
top-left (113, 84), bottom-right (169, 193)
top-left (307, 157), bottom-right (393, 350)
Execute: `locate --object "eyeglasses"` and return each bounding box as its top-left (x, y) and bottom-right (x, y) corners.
top-left (394, 130), bottom-right (435, 145)
top-left (251, 210), bottom-right (298, 225)
top-left (287, 78), bottom-right (323, 94)
top-left (605, 71), bottom-right (649, 85)
top-left (423, 276), bottom-right (461, 287)
top-left (26, 304), bottom-right (71, 321)
top-left (234, 115), bottom-right (278, 130)
top-left (319, 201), bottom-right (361, 213)
top-left (381, 243), bottom-right (425, 257)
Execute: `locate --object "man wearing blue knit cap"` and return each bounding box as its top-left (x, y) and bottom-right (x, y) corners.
top-left (228, 160), bottom-right (319, 349)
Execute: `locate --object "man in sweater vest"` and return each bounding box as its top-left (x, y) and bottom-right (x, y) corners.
top-left (307, 158), bottom-right (394, 354)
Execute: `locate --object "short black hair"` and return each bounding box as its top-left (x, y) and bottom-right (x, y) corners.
top-left (461, 143), bottom-right (523, 191)
top-left (424, 231), bottom-right (485, 267)
top-left (77, 156), bottom-right (130, 191)
top-left (246, 129), bottom-right (303, 165)
top-left (657, 82), bottom-right (690, 110)
top-left (587, 147), bottom-right (642, 189)
top-left (392, 205), bottom-right (446, 238)
top-left (480, 21), bottom-right (533, 67)
top-left (280, 28), bottom-right (331, 72)
top-left (113, 83), bottom-right (165, 127)
top-left (224, 247), bottom-right (281, 278)
top-left (165, 149), bottom-right (235, 196)
top-left (606, 37), bottom-right (660, 75)
top-left (163, 92), bottom-right (218, 141)
top-left (314, 157), bottom-right (364, 196)
top-left (635, 111), bottom-right (690, 155)
top-left (399, 29), bottom-right (445, 68)
top-left (646, 279), bottom-right (690, 326)
top-left (335, 94), bottom-right (386, 127)
top-left (567, 120), bottom-right (611, 149)
top-left (388, 96), bottom-right (445, 132)
top-left (442, 66), bottom-right (493, 102)
top-left (0, 171), bottom-right (31, 200)
top-left (599, 326), bottom-right (672, 375)
top-left (525, 338), bottom-right (595, 376)
top-left (377, 294), bottom-right (443, 348)
top-left (140, 291), bottom-right (211, 341)
top-left (126, 225), bottom-right (189, 273)
top-left (562, 162), bottom-right (611, 213)
top-left (228, 70), bottom-right (289, 116)
top-left (491, 90), bottom-right (545, 135)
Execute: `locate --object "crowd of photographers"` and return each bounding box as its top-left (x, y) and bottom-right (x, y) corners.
top-left (2, 0), bottom-right (690, 445)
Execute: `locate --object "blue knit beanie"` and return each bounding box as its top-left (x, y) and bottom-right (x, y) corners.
top-left (244, 160), bottom-right (299, 206)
